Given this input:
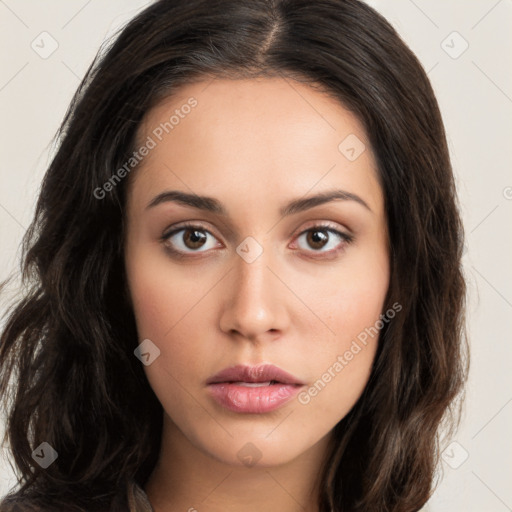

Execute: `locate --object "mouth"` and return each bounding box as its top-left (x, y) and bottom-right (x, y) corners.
top-left (223, 380), bottom-right (281, 387)
top-left (206, 364), bottom-right (305, 414)
top-left (206, 363), bottom-right (305, 386)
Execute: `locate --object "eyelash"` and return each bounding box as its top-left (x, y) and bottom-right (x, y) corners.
top-left (160, 221), bottom-right (355, 260)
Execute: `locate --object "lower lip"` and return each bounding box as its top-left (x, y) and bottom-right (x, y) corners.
top-left (207, 382), bottom-right (303, 413)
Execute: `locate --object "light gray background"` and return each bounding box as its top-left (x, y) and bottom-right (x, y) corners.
top-left (1, 1), bottom-right (511, 510)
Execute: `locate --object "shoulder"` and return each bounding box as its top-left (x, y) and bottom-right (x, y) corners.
top-left (1, 482), bottom-right (152, 511)
top-left (0, 496), bottom-right (38, 511)
top-left (129, 482), bottom-right (154, 512)
top-left (0, 494), bottom-right (82, 512)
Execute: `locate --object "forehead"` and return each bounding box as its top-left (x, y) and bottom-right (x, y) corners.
top-left (127, 77), bottom-right (381, 214)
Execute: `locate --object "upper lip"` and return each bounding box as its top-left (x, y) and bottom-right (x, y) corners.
top-left (206, 364), bottom-right (305, 385)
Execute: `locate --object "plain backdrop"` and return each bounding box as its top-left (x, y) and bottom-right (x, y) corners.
top-left (1, 1), bottom-right (511, 510)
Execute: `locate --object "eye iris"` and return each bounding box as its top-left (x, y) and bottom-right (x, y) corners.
top-left (307, 229), bottom-right (329, 250)
top-left (184, 228), bottom-right (207, 249)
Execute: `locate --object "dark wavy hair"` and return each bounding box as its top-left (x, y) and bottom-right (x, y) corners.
top-left (0, 0), bottom-right (468, 510)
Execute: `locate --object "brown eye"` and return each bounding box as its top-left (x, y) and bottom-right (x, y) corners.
top-left (305, 229), bottom-right (329, 250)
top-left (162, 224), bottom-right (219, 255)
top-left (182, 228), bottom-right (207, 249)
top-left (295, 225), bottom-right (354, 256)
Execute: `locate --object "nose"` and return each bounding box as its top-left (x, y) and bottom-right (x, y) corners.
top-left (219, 246), bottom-right (289, 343)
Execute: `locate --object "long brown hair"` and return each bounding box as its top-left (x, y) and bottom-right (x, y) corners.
top-left (0, 0), bottom-right (468, 510)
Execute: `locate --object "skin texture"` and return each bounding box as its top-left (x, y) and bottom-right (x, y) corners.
top-left (124, 77), bottom-right (390, 512)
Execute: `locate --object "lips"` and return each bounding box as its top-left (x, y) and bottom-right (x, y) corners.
top-left (206, 364), bottom-right (305, 386)
top-left (206, 364), bottom-right (305, 414)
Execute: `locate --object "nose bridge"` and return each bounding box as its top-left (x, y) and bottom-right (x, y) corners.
top-left (220, 235), bottom-right (285, 338)
top-left (233, 236), bottom-right (275, 309)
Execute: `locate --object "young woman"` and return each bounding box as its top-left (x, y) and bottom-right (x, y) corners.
top-left (0, 0), bottom-right (468, 511)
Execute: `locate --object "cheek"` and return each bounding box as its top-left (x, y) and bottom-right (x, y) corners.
top-left (126, 241), bottom-right (201, 340)
top-left (293, 249), bottom-right (389, 415)
top-left (125, 250), bottom-right (217, 393)
top-left (301, 246), bottom-right (389, 343)
top-left (295, 293), bottom-right (383, 424)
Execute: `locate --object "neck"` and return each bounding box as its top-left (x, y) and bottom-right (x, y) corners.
top-left (144, 413), bottom-right (332, 512)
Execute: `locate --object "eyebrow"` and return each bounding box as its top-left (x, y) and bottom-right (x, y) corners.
top-left (145, 188), bottom-right (372, 216)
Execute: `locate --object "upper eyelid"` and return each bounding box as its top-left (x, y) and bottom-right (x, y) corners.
top-left (163, 220), bottom-right (349, 238)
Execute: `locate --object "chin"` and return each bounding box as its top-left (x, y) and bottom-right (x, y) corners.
top-left (192, 426), bottom-right (323, 469)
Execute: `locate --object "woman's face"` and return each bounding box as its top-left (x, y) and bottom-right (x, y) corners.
top-left (124, 77), bottom-right (390, 467)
